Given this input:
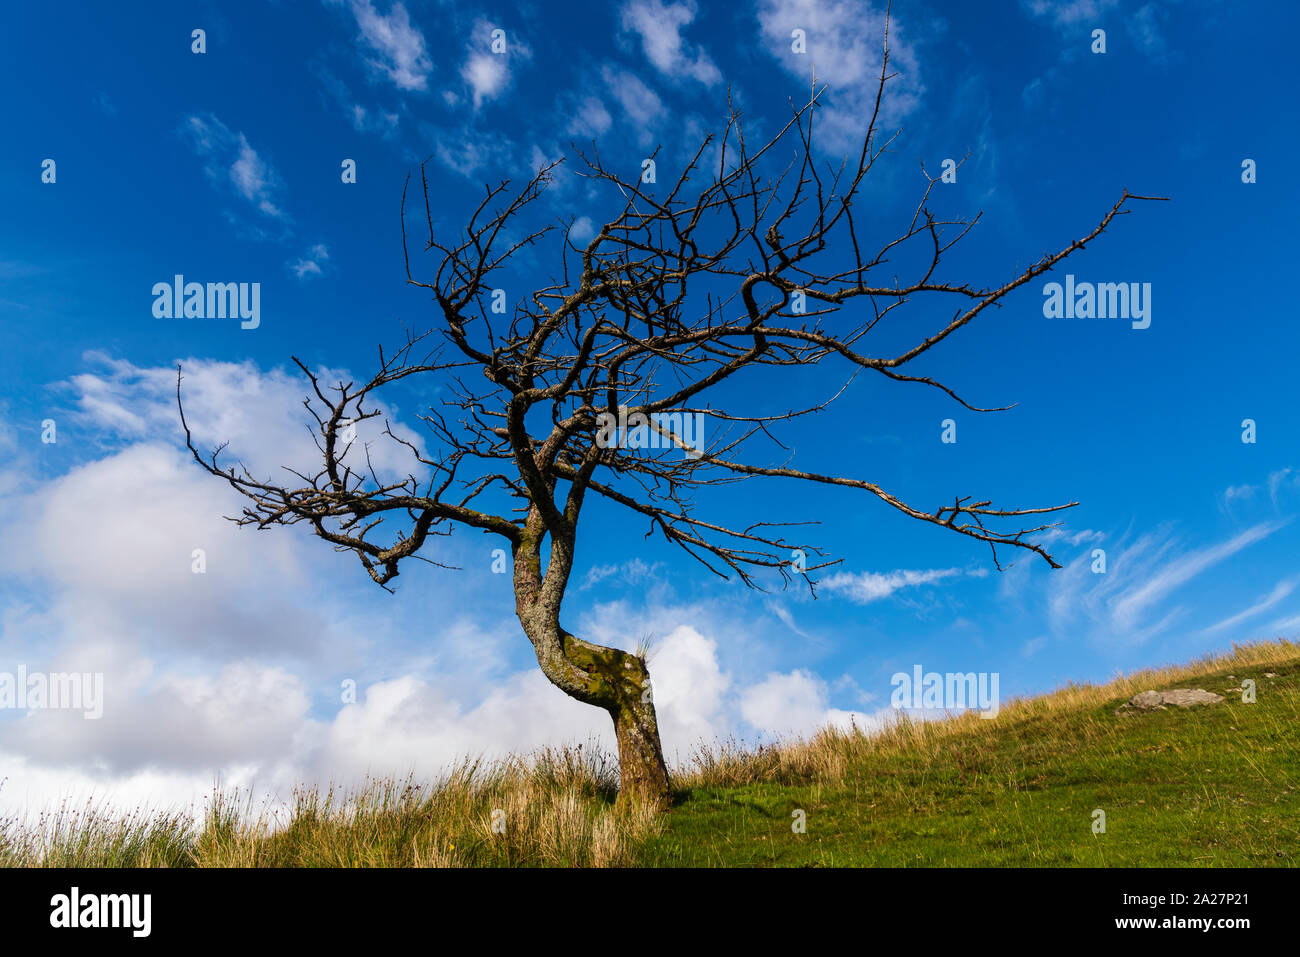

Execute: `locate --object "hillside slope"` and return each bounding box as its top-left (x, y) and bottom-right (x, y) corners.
top-left (3, 640), bottom-right (1296, 867)
top-left (641, 641), bottom-right (1299, 866)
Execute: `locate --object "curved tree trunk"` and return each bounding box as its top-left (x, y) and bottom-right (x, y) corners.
top-left (524, 624), bottom-right (672, 810)
top-left (513, 517), bottom-right (671, 810)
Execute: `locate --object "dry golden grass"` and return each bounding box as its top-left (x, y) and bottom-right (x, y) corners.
top-left (1, 745), bottom-right (661, 868)
top-left (3, 638), bottom-right (1294, 867)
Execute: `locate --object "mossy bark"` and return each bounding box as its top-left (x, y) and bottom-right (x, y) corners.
top-left (611, 660), bottom-right (672, 810)
top-left (525, 626), bottom-right (672, 810)
top-left (512, 516), bottom-right (671, 810)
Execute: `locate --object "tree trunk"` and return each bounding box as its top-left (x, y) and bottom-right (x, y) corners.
top-left (612, 700), bottom-right (672, 810)
top-left (609, 656), bottom-right (672, 811)
top-left (517, 613), bottom-right (672, 809)
top-left (513, 520), bottom-right (671, 810)
top-left (546, 631), bottom-right (672, 810)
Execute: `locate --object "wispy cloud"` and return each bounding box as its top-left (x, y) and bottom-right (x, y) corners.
top-left (755, 0), bottom-right (924, 154)
top-left (314, 65), bottom-right (402, 138)
top-left (1111, 522), bottom-right (1283, 631)
top-left (182, 113), bottom-right (285, 222)
top-left (1204, 576), bottom-right (1298, 635)
top-left (581, 558), bottom-right (663, 590)
top-left (764, 599), bottom-right (814, 641)
top-left (822, 567), bottom-right (987, 605)
top-left (1224, 483), bottom-right (1257, 506)
top-left (288, 244), bottom-right (330, 280)
top-left (1127, 2), bottom-right (1167, 56)
top-left (1021, 0), bottom-right (1120, 29)
top-left (1263, 612), bottom-right (1300, 636)
top-left (600, 65), bottom-right (666, 142)
top-left (1222, 468), bottom-right (1300, 511)
top-left (564, 94), bottom-right (613, 139)
top-left (620, 0), bottom-right (721, 86)
top-left (1269, 469), bottom-right (1300, 506)
top-left (340, 0), bottom-right (433, 92)
top-left (1038, 520), bottom-right (1289, 644)
top-left (424, 123), bottom-right (516, 178)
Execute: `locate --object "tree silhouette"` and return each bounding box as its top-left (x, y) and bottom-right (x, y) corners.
top-left (178, 35), bottom-right (1162, 808)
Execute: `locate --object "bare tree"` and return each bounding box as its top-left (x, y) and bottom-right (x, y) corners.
top-left (178, 34), bottom-right (1163, 808)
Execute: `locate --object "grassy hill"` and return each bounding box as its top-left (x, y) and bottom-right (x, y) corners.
top-left (4, 639), bottom-right (1297, 867)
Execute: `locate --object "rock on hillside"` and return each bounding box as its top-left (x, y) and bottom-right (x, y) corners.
top-left (1116, 688), bottom-right (1225, 715)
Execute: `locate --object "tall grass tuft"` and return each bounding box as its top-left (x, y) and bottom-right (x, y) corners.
top-left (1, 743), bottom-right (657, 868)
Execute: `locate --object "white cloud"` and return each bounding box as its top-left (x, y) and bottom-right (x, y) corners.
top-left (645, 626), bottom-right (729, 750)
top-left (1204, 577), bottom-right (1299, 635)
top-left (764, 599), bottom-right (814, 641)
top-left (1021, 0), bottom-right (1120, 28)
top-left (3, 443), bottom-right (312, 629)
top-left (1026, 520), bottom-right (1289, 646)
top-left (822, 566), bottom-right (984, 604)
top-left (1111, 522), bottom-right (1283, 631)
top-left (1224, 483), bottom-right (1257, 505)
top-left (568, 216), bottom-right (595, 243)
top-left (620, 0), bottom-right (721, 85)
top-left (1222, 469), bottom-right (1300, 511)
top-left (601, 66), bottom-right (666, 141)
top-left (343, 0), bottom-right (433, 91)
top-left (289, 243), bottom-right (330, 279)
top-left (1064, 529), bottom-right (1104, 546)
top-left (183, 114), bottom-right (285, 220)
top-left (1268, 468), bottom-right (1300, 506)
top-left (755, 0), bottom-right (924, 154)
top-left (350, 103), bottom-right (400, 136)
top-left (739, 669), bottom-right (875, 738)
top-left (314, 670), bottom-right (603, 781)
top-left (0, 358), bottom-right (887, 823)
top-left (1027, 0), bottom-right (1168, 58)
top-left (0, 599), bottom-right (867, 822)
top-left (462, 52), bottom-right (508, 107)
top-left (460, 21), bottom-right (531, 109)
top-left (6, 662), bottom-right (313, 775)
top-left (1263, 612), bottom-right (1300, 637)
top-left (66, 353), bottom-right (425, 482)
top-left (314, 64), bottom-right (402, 138)
top-left (231, 143), bottom-right (274, 210)
top-left (427, 124), bottom-right (517, 178)
top-left (581, 557), bottom-right (662, 589)
top-left (566, 95), bottom-right (613, 139)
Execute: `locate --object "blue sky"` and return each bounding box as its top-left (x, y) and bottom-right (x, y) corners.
top-left (1, 0), bottom-right (1298, 814)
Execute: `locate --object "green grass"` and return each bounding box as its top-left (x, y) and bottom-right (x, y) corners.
top-left (642, 661), bottom-right (1297, 866)
top-left (3, 640), bottom-right (1297, 867)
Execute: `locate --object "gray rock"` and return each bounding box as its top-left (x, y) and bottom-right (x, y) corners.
top-left (1129, 691), bottom-right (1167, 710)
top-left (1127, 688), bottom-right (1225, 711)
